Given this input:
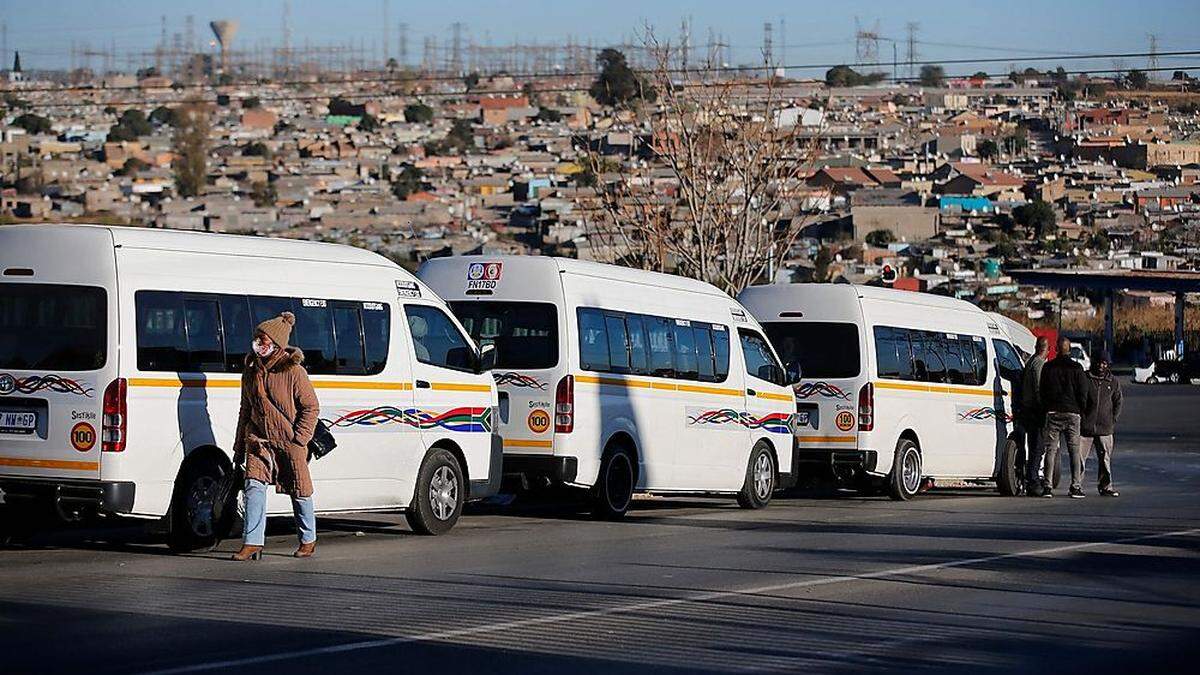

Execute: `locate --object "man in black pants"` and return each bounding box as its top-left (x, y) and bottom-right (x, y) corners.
top-left (1039, 336), bottom-right (1093, 498)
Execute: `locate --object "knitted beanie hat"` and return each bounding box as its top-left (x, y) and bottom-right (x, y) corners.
top-left (256, 311), bottom-right (295, 349)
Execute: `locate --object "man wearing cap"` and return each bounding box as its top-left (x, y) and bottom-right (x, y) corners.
top-left (231, 311), bottom-right (321, 560)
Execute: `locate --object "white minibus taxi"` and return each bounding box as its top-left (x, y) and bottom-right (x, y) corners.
top-left (418, 255), bottom-right (800, 518)
top-left (739, 283), bottom-right (1028, 500)
top-left (0, 224), bottom-right (500, 549)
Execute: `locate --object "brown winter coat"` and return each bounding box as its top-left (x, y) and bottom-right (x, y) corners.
top-left (232, 347), bottom-right (319, 498)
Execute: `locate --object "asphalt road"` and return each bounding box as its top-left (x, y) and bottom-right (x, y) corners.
top-left (2, 380), bottom-right (1199, 674)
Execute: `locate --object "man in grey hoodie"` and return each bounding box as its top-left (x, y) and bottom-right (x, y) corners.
top-left (1082, 351), bottom-right (1123, 497)
top-left (1020, 337), bottom-right (1050, 494)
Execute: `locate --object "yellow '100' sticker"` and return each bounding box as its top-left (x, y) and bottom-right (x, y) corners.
top-left (835, 410), bottom-right (856, 432)
top-left (527, 409), bottom-right (551, 434)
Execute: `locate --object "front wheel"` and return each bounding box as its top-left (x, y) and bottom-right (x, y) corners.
top-left (168, 457), bottom-right (234, 552)
top-left (997, 438), bottom-right (1023, 496)
top-left (888, 439), bottom-right (922, 501)
top-left (407, 448), bottom-right (464, 536)
top-left (592, 446), bottom-right (635, 520)
top-left (737, 442), bottom-right (776, 509)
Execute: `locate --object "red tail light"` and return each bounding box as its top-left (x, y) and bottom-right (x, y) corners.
top-left (554, 375), bottom-right (574, 433)
top-left (102, 378), bottom-right (127, 452)
top-left (857, 382), bottom-right (874, 432)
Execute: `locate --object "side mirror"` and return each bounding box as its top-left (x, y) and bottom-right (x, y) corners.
top-left (477, 343), bottom-right (497, 373)
top-left (785, 361), bottom-right (803, 386)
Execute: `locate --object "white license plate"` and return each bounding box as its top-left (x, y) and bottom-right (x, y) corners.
top-left (0, 411), bottom-right (37, 434)
top-left (795, 411), bottom-right (810, 427)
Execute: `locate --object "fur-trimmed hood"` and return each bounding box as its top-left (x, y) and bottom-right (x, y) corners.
top-left (244, 346), bottom-right (305, 373)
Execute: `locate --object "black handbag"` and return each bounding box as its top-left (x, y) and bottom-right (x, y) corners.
top-left (308, 419), bottom-right (337, 461)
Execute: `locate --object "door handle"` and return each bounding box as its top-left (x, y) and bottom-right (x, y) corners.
top-left (415, 380), bottom-right (431, 389)
top-left (746, 388), bottom-right (757, 396)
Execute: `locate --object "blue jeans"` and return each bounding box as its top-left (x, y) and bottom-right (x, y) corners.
top-left (242, 479), bottom-right (317, 546)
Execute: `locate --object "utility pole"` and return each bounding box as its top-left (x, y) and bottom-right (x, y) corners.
top-left (779, 16), bottom-right (786, 77)
top-left (381, 0), bottom-right (389, 63)
top-left (450, 22), bottom-right (464, 74)
top-left (281, 0), bottom-right (291, 76)
top-left (398, 22), bottom-right (408, 67)
top-left (906, 22), bottom-right (919, 80)
top-left (1147, 33), bottom-right (1160, 78)
top-left (762, 21), bottom-right (773, 72)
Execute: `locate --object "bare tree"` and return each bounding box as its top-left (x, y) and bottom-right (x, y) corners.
top-left (581, 30), bottom-right (822, 293)
top-left (172, 99), bottom-right (211, 199)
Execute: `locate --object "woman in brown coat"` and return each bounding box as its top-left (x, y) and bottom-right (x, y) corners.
top-left (231, 312), bottom-right (321, 560)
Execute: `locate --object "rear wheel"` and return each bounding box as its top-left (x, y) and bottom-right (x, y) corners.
top-left (737, 442), bottom-right (776, 509)
top-left (888, 439), bottom-right (922, 501)
top-left (592, 445), bottom-right (635, 520)
top-left (998, 437), bottom-right (1023, 496)
top-left (407, 448), bottom-right (465, 536)
top-left (168, 456), bottom-right (233, 552)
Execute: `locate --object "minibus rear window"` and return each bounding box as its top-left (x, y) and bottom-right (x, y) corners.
top-left (0, 283), bottom-right (106, 371)
top-left (763, 322), bottom-right (860, 379)
top-left (448, 301), bottom-right (559, 370)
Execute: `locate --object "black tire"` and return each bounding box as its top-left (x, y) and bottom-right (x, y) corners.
top-left (736, 442), bottom-right (776, 509)
top-left (888, 438), bottom-right (922, 501)
top-left (168, 456), bottom-right (234, 552)
top-left (592, 445), bottom-right (635, 520)
top-left (406, 448), bottom-right (465, 536)
top-left (998, 437), bottom-right (1022, 496)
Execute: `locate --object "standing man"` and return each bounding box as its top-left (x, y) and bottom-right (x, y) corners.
top-left (1040, 336), bottom-right (1092, 498)
top-left (1020, 336), bottom-right (1050, 495)
top-left (1082, 351), bottom-right (1122, 497)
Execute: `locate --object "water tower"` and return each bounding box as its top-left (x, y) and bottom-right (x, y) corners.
top-left (209, 20), bottom-right (239, 72)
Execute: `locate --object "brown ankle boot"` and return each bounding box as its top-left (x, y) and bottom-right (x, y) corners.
top-left (230, 545), bottom-right (263, 561)
top-left (293, 541), bottom-right (316, 558)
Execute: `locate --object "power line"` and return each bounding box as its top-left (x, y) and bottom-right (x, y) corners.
top-left (4, 47), bottom-right (1198, 97)
top-left (19, 63), bottom-right (1200, 109)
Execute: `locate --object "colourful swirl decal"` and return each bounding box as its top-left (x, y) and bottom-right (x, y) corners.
top-left (323, 406), bottom-right (492, 433)
top-left (956, 406), bottom-right (1012, 423)
top-left (793, 381), bottom-right (852, 401)
top-left (492, 372), bottom-right (548, 390)
top-left (687, 408), bottom-right (795, 434)
top-left (0, 373), bottom-right (94, 398)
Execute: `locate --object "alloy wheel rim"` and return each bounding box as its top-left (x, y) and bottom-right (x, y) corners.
top-left (429, 465), bottom-right (459, 521)
top-left (902, 449), bottom-right (920, 494)
top-left (187, 475), bottom-right (217, 537)
top-left (753, 452), bottom-right (773, 500)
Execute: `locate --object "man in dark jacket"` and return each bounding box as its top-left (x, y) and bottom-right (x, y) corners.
top-left (1082, 351), bottom-right (1123, 497)
top-left (1040, 336), bottom-right (1092, 498)
top-left (1020, 337), bottom-right (1050, 494)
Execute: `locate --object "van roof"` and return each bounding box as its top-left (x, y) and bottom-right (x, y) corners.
top-left (438, 254), bottom-right (732, 298)
top-left (2, 223), bottom-right (396, 269)
top-left (742, 282), bottom-right (986, 314)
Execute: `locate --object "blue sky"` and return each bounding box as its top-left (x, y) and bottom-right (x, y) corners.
top-left (4, 0), bottom-right (1200, 75)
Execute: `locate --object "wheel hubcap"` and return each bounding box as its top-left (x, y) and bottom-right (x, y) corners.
top-left (607, 455), bottom-right (632, 511)
top-left (187, 475), bottom-right (217, 537)
top-left (429, 466), bottom-right (458, 521)
top-left (902, 449), bottom-right (920, 494)
top-left (753, 452), bottom-right (773, 500)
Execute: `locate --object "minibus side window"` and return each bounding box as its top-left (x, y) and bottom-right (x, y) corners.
top-left (605, 315), bottom-right (631, 373)
top-left (183, 299), bottom-right (225, 371)
top-left (993, 339), bottom-right (1023, 382)
top-left (712, 327), bottom-right (730, 381)
top-left (625, 314), bottom-right (649, 374)
top-left (942, 335), bottom-right (969, 385)
top-left (913, 331), bottom-right (947, 383)
top-left (672, 321), bottom-right (699, 380)
top-left (693, 324), bottom-right (716, 382)
top-left (406, 304), bottom-right (475, 371)
top-left (964, 337), bottom-right (988, 386)
top-left (874, 326), bottom-right (914, 380)
top-left (219, 296), bottom-right (253, 372)
top-left (362, 304), bottom-right (390, 375)
top-left (292, 299), bottom-right (336, 375)
top-left (333, 304), bottom-right (366, 375)
top-left (646, 316), bottom-right (675, 378)
top-left (577, 308), bottom-right (610, 372)
top-left (136, 291), bottom-right (188, 371)
top-left (249, 296), bottom-right (293, 325)
top-left (739, 328), bottom-right (784, 385)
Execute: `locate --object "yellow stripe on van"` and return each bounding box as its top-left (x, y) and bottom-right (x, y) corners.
top-left (874, 381), bottom-right (1001, 398)
top-left (503, 439), bottom-right (554, 449)
top-left (752, 391), bottom-right (794, 402)
top-left (575, 374), bottom-right (741, 398)
top-left (796, 436), bottom-right (857, 444)
top-left (128, 377), bottom-right (412, 391)
top-left (429, 382), bottom-right (492, 392)
top-left (0, 456), bottom-right (99, 471)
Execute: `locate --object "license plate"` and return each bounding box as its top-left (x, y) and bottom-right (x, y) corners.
top-left (0, 411), bottom-right (37, 434)
top-left (795, 411), bottom-right (810, 427)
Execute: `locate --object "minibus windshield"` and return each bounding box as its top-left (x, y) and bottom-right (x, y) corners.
top-left (0, 283), bottom-right (107, 371)
top-left (449, 301), bottom-right (559, 369)
top-left (763, 321), bottom-right (860, 379)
